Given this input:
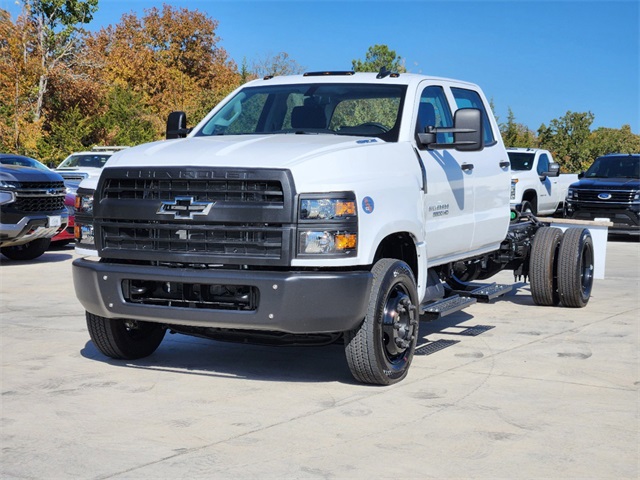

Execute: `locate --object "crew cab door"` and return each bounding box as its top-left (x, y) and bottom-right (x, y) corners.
top-left (414, 84), bottom-right (475, 260)
top-left (414, 83), bottom-right (510, 261)
top-left (449, 87), bottom-right (510, 252)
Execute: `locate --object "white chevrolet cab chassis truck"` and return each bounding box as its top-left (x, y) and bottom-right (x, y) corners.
top-left (73, 70), bottom-right (595, 385)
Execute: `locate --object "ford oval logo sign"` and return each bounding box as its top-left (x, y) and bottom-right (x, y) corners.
top-left (597, 193), bottom-right (612, 200)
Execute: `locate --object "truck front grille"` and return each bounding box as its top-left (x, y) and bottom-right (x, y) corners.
top-left (575, 190), bottom-right (635, 203)
top-left (101, 220), bottom-right (284, 259)
top-left (13, 182), bottom-right (66, 212)
top-left (102, 177), bottom-right (284, 204)
top-left (94, 167), bottom-right (295, 265)
top-left (59, 172), bottom-right (89, 182)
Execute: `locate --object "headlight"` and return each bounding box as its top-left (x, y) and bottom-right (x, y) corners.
top-left (297, 193), bottom-right (358, 256)
top-left (74, 188), bottom-right (95, 248)
top-left (567, 188), bottom-right (577, 200)
top-left (299, 230), bottom-right (357, 254)
top-left (74, 223), bottom-right (95, 246)
top-left (299, 198), bottom-right (356, 220)
top-left (74, 190), bottom-right (94, 214)
top-left (510, 180), bottom-right (517, 200)
top-left (0, 180), bottom-right (19, 189)
top-left (633, 191), bottom-right (639, 202)
top-left (0, 190), bottom-right (15, 205)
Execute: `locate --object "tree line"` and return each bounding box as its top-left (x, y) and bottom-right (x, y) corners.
top-left (1, 2), bottom-right (638, 172)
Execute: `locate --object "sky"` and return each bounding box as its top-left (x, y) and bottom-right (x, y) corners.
top-left (2, 0), bottom-right (639, 133)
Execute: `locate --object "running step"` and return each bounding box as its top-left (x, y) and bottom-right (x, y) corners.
top-left (447, 282), bottom-right (513, 303)
top-left (420, 295), bottom-right (477, 320)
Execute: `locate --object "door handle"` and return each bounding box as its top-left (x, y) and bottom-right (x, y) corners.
top-left (499, 160), bottom-right (510, 168)
top-left (461, 163), bottom-right (474, 171)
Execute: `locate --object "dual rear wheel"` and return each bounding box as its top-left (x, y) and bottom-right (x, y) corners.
top-left (530, 227), bottom-right (594, 308)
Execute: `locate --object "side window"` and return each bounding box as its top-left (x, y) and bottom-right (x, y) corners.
top-left (415, 85), bottom-right (453, 144)
top-left (451, 87), bottom-right (496, 145)
top-left (537, 154), bottom-right (550, 175)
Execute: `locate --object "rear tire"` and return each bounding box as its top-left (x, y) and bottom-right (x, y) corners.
top-left (1, 238), bottom-right (51, 260)
top-left (530, 227), bottom-right (563, 306)
top-left (558, 228), bottom-right (594, 308)
top-left (344, 259), bottom-right (419, 385)
top-left (86, 312), bottom-right (166, 360)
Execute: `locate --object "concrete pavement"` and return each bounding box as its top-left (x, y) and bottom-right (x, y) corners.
top-left (1, 239), bottom-right (638, 479)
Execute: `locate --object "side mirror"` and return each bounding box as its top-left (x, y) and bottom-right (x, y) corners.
top-left (452, 108), bottom-right (484, 152)
top-left (541, 163), bottom-right (560, 178)
top-left (418, 108), bottom-right (484, 152)
top-left (166, 111), bottom-right (190, 139)
top-left (578, 171), bottom-right (585, 179)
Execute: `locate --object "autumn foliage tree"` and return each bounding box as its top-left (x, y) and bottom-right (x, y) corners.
top-left (85, 5), bottom-right (240, 134)
top-left (1, 3), bottom-right (241, 163)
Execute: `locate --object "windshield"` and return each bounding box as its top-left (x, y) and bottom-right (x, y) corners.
top-left (0, 156), bottom-right (49, 171)
top-left (585, 155), bottom-right (639, 179)
top-left (195, 83), bottom-right (407, 142)
top-left (58, 154), bottom-right (111, 169)
top-left (507, 152), bottom-right (535, 171)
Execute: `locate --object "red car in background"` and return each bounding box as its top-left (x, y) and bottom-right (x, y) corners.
top-left (51, 192), bottom-right (75, 246)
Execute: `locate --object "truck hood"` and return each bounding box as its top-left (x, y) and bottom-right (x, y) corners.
top-left (104, 135), bottom-right (383, 169)
top-left (0, 164), bottom-right (64, 183)
top-left (571, 178), bottom-right (640, 190)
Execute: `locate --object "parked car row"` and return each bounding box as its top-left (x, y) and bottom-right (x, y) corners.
top-left (507, 148), bottom-right (638, 235)
top-left (0, 146), bottom-right (127, 260)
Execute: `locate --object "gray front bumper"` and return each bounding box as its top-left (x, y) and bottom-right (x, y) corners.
top-left (0, 214), bottom-right (68, 247)
top-left (73, 258), bottom-right (372, 334)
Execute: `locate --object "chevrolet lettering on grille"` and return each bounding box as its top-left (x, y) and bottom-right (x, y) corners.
top-left (157, 196), bottom-right (214, 219)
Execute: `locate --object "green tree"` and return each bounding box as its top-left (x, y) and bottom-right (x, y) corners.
top-left (352, 44), bottom-right (406, 73)
top-left (588, 125), bottom-right (640, 160)
top-left (538, 111), bottom-right (595, 172)
top-left (500, 108), bottom-right (537, 148)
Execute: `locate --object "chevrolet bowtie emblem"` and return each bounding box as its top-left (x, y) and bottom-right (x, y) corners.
top-left (157, 196), bottom-right (214, 219)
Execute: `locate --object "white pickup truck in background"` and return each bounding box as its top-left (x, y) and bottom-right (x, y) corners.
top-left (508, 147), bottom-right (578, 216)
top-left (56, 146), bottom-right (128, 193)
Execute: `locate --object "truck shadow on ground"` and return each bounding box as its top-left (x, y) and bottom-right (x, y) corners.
top-left (0, 251), bottom-right (73, 265)
top-left (81, 336), bottom-right (357, 384)
top-left (80, 305), bottom-right (511, 385)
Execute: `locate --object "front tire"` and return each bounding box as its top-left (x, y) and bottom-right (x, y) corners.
top-left (345, 259), bottom-right (419, 385)
top-left (86, 312), bottom-right (166, 360)
top-left (1, 238), bottom-right (51, 260)
top-left (558, 228), bottom-right (594, 308)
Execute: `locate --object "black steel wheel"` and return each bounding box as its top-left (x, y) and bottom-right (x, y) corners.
top-left (1, 238), bottom-right (51, 260)
top-left (86, 312), bottom-right (166, 360)
top-left (345, 259), bottom-right (419, 385)
top-left (558, 228), bottom-right (594, 308)
top-left (530, 227), bottom-right (563, 306)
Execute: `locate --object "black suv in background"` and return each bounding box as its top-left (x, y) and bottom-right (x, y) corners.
top-left (564, 153), bottom-right (639, 235)
top-left (0, 154), bottom-right (68, 260)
